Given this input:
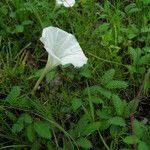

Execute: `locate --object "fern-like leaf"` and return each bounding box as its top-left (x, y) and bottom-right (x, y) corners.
top-left (101, 69), bottom-right (115, 85)
top-left (5, 86), bottom-right (21, 104)
top-left (105, 80), bottom-right (128, 89)
top-left (112, 94), bottom-right (124, 116)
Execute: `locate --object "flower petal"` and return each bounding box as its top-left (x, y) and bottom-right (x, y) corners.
top-left (63, 0), bottom-right (75, 7)
top-left (61, 51), bottom-right (88, 67)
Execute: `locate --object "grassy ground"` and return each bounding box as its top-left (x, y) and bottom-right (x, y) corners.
top-left (0, 0), bottom-right (150, 149)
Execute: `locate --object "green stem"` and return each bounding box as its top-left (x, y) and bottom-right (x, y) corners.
top-left (31, 57), bottom-right (52, 95)
top-left (98, 130), bottom-right (110, 150)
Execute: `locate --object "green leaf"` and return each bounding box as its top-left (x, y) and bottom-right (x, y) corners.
top-left (34, 69), bottom-right (44, 76)
top-left (112, 94), bottom-right (124, 116)
top-left (22, 114), bottom-right (33, 124)
top-left (84, 86), bottom-right (112, 99)
top-left (123, 100), bottom-right (139, 117)
top-left (5, 111), bottom-right (16, 121)
top-left (46, 70), bottom-right (56, 83)
top-left (84, 85), bottom-right (101, 95)
top-left (75, 114), bottom-right (90, 134)
top-left (82, 122), bottom-right (107, 135)
top-left (126, 65), bottom-right (136, 74)
top-left (101, 69), bottom-right (115, 85)
top-left (5, 86), bottom-right (21, 104)
top-left (140, 0), bottom-right (150, 5)
top-left (109, 117), bottom-right (126, 127)
top-left (126, 25), bottom-right (139, 39)
top-left (106, 80), bottom-right (128, 89)
top-left (12, 122), bottom-right (24, 133)
top-left (138, 141), bottom-right (149, 150)
top-left (76, 137), bottom-right (92, 149)
top-left (138, 54), bottom-right (150, 65)
top-left (128, 47), bottom-right (141, 64)
top-left (1, 5), bottom-right (8, 15)
top-left (143, 47), bottom-right (150, 53)
top-left (98, 87), bottom-right (112, 99)
top-left (28, 69), bottom-right (44, 80)
top-left (96, 109), bottom-right (113, 119)
top-left (15, 25), bottom-right (24, 33)
top-left (34, 121), bottom-right (51, 139)
top-left (92, 23), bottom-right (110, 38)
top-left (125, 3), bottom-right (141, 14)
top-left (27, 124), bottom-right (35, 142)
top-left (22, 20), bottom-right (33, 25)
top-left (71, 98), bottom-right (82, 111)
top-left (17, 113), bottom-right (32, 124)
top-left (123, 135), bottom-right (139, 144)
top-left (141, 26), bottom-right (150, 33)
top-left (16, 96), bottom-right (31, 108)
top-left (80, 65), bottom-right (92, 78)
top-left (133, 119), bottom-right (144, 138)
top-left (88, 96), bottom-right (104, 104)
top-left (110, 125), bottom-right (122, 137)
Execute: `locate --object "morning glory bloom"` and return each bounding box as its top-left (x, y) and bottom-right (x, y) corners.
top-left (40, 27), bottom-right (87, 68)
top-left (32, 26), bottom-right (87, 94)
top-left (56, 0), bottom-right (75, 7)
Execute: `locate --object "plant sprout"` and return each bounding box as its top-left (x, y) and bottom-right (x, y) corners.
top-left (56, 0), bottom-right (75, 7)
top-left (32, 26), bottom-right (87, 94)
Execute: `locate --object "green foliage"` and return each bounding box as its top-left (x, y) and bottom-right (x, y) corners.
top-left (12, 113), bottom-right (33, 133)
top-left (5, 86), bottom-right (21, 104)
top-left (27, 124), bottom-right (35, 142)
top-left (34, 121), bottom-right (52, 139)
top-left (123, 135), bottom-right (139, 144)
top-left (76, 137), bottom-right (92, 149)
top-left (123, 100), bottom-right (139, 117)
top-left (71, 98), bottom-right (82, 111)
top-left (112, 94), bottom-right (124, 116)
top-left (105, 80), bottom-right (128, 89)
top-left (101, 69), bottom-right (115, 85)
top-left (108, 117), bottom-right (126, 127)
top-left (82, 122), bottom-right (105, 135)
top-left (138, 141), bottom-right (149, 150)
top-left (5, 86), bottom-right (30, 108)
top-left (1, 0), bottom-right (150, 149)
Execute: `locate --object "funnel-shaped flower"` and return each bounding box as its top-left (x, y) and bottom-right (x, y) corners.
top-left (32, 26), bottom-right (87, 94)
top-left (40, 26), bottom-right (87, 68)
top-left (56, 0), bottom-right (75, 7)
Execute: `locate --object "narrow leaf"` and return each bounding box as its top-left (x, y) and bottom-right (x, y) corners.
top-left (27, 124), bottom-right (35, 142)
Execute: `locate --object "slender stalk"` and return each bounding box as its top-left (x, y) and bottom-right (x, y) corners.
top-left (87, 52), bottom-right (126, 67)
top-left (130, 66), bottom-right (150, 150)
top-left (31, 56), bottom-right (52, 95)
top-left (0, 145), bottom-right (29, 149)
top-left (98, 130), bottom-right (110, 150)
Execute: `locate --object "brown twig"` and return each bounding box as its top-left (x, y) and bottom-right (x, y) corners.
top-left (130, 67), bottom-right (150, 150)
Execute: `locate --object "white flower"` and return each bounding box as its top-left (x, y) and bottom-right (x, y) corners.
top-left (32, 26), bottom-right (87, 94)
top-left (56, 0), bottom-right (75, 7)
top-left (40, 26), bottom-right (87, 68)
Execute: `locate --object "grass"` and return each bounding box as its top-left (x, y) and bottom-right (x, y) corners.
top-left (0, 0), bottom-right (150, 149)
